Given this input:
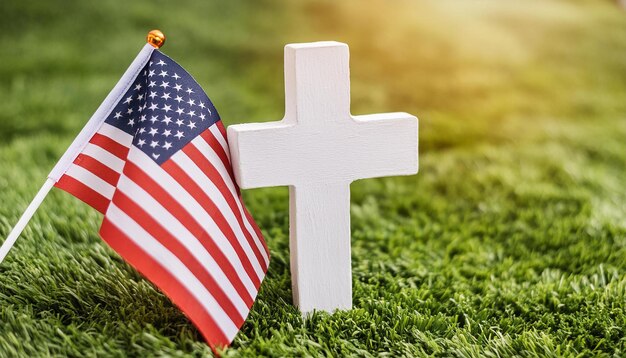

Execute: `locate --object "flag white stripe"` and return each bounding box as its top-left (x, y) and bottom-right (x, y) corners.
top-left (171, 151), bottom-right (265, 277)
top-left (193, 135), bottom-right (269, 264)
top-left (81, 143), bottom-right (126, 173)
top-left (127, 148), bottom-right (258, 294)
top-left (98, 122), bottom-right (134, 147)
top-left (106, 203), bottom-right (238, 341)
top-left (209, 125), bottom-right (229, 160)
top-left (65, 165), bottom-right (115, 199)
top-left (116, 175), bottom-right (252, 314)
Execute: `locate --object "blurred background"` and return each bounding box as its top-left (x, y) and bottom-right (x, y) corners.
top-left (1, 0), bottom-right (625, 356)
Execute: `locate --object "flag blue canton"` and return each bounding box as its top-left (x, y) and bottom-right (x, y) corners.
top-left (105, 50), bottom-right (220, 164)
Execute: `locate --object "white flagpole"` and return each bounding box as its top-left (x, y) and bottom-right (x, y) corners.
top-left (0, 178), bottom-right (55, 263)
top-left (0, 38), bottom-right (159, 264)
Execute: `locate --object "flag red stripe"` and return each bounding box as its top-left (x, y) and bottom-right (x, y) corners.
top-left (122, 160), bottom-right (255, 304)
top-left (183, 144), bottom-right (268, 270)
top-left (56, 175), bottom-right (109, 214)
top-left (90, 132), bottom-right (129, 159)
top-left (241, 203), bottom-right (270, 259)
top-left (201, 131), bottom-right (232, 178)
top-left (162, 160), bottom-right (263, 287)
top-left (111, 190), bottom-right (246, 323)
top-left (216, 121), bottom-right (227, 139)
top-left (99, 218), bottom-right (230, 349)
top-left (73, 154), bottom-right (121, 186)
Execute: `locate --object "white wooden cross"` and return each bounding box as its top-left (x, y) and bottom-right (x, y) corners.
top-left (227, 41), bottom-right (418, 314)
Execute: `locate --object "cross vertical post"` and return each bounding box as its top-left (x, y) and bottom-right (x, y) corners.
top-left (289, 182), bottom-right (352, 312)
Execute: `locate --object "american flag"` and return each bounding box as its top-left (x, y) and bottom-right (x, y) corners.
top-left (51, 45), bottom-right (269, 349)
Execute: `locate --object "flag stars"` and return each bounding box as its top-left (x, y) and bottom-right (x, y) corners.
top-left (106, 55), bottom-right (219, 163)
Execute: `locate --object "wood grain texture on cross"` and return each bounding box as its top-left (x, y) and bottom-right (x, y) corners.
top-left (227, 41), bottom-right (418, 314)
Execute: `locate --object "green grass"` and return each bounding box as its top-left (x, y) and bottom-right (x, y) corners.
top-left (1, 0), bottom-right (626, 356)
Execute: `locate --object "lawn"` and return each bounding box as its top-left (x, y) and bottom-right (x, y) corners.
top-left (1, 0), bottom-right (626, 356)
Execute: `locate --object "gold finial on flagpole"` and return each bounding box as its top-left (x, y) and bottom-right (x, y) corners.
top-left (147, 30), bottom-right (166, 48)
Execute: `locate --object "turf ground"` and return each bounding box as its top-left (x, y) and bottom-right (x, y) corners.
top-left (1, 0), bottom-right (625, 356)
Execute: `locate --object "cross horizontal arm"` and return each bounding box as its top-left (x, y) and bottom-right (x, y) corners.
top-left (350, 112), bottom-right (418, 180)
top-left (227, 112), bottom-right (418, 189)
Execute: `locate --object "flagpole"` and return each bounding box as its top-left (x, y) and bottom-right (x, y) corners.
top-left (0, 178), bottom-right (55, 264)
